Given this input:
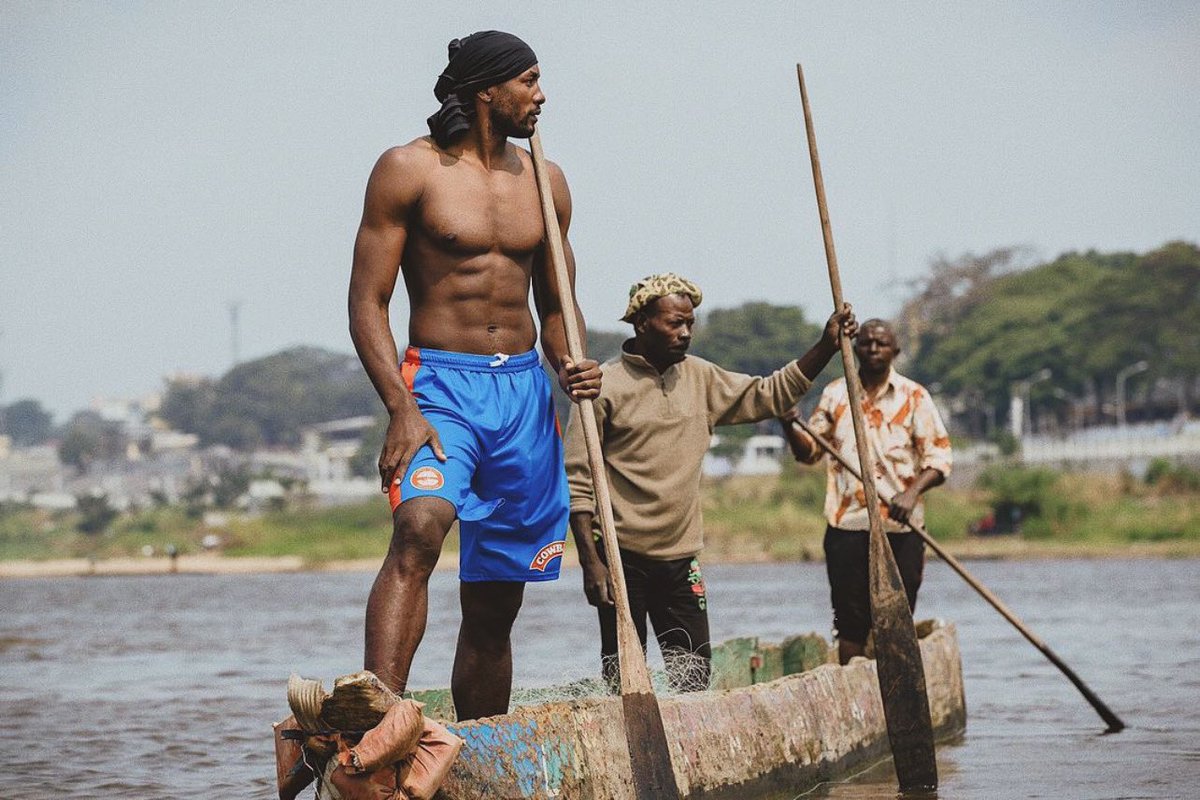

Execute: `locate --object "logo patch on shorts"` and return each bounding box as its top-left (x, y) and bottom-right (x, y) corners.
top-left (410, 466), bottom-right (445, 491)
top-left (529, 540), bottom-right (565, 572)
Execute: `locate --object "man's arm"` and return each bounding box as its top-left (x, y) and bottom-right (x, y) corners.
top-left (709, 306), bottom-right (856, 427)
top-left (564, 399), bottom-right (613, 607)
top-left (348, 147), bottom-right (445, 492)
top-left (779, 408), bottom-right (819, 462)
top-left (780, 386), bottom-right (837, 464)
top-left (570, 511), bottom-right (613, 607)
top-left (774, 308), bottom-right (855, 457)
top-left (889, 388), bottom-right (953, 523)
top-left (795, 304), bottom-right (856, 388)
top-left (530, 158), bottom-right (601, 400)
top-left (887, 467), bottom-right (944, 524)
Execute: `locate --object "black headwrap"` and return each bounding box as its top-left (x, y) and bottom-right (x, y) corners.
top-left (426, 30), bottom-right (538, 148)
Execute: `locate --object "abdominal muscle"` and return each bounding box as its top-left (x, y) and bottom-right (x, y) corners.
top-left (403, 250), bottom-right (540, 357)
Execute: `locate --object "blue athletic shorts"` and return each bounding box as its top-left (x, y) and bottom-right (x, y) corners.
top-left (388, 346), bottom-right (569, 582)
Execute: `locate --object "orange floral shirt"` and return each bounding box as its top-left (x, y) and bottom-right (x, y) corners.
top-left (800, 370), bottom-right (952, 532)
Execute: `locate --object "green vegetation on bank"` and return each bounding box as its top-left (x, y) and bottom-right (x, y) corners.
top-left (701, 468), bottom-right (992, 562)
top-left (697, 463), bottom-right (1200, 558)
top-left (0, 500), bottom-right (393, 564)
top-left (4, 463), bottom-right (1198, 565)
top-left (5, 241), bottom-right (1195, 472)
top-left (899, 241), bottom-right (1199, 431)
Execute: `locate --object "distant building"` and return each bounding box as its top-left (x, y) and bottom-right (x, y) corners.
top-left (249, 415), bottom-right (378, 506)
top-left (5, 404), bottom-right (384, 511)
top-left (737, 434), bottom-right (788, 475)
top-left (300, 416), bottom-right (377, 505)
top-left (90, 393), bottom-right (163, 456)
top-left (703, 433), bottom-right (788, 478)
top-left (0, 442), bottom-right (67, 504)
top-left (301, 416), bottom-right (376, 481)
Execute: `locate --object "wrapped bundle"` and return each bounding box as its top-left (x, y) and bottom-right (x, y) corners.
top-left (276, 671), bottom-right (463, 800)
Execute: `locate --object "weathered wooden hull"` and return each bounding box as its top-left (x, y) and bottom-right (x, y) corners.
top-left (427, 621), bottom-right (965, 799)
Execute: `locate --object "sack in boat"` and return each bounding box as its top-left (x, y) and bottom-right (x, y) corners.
top-left (323, 754), bottom-right (401, 800)
top-left (323, 711), bottom-right (464, 800)
top-left (272, 714), bottom-right (316, 800)
top-left (337, 700), bottom-right (425, 774)
top-left (399, 716), bottom-right (464, 799)
top-left (280, 670), bottom-right (463, 800)
top-left (324, 671), bottom-right (402, 731)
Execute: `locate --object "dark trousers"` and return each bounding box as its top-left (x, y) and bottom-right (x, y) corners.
top-left (824, 525), bottom-right (925, 645)
top-left (597, 546), bottom-right (711, 692)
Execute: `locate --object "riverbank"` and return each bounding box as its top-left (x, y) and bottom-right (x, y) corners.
top-left (3, 468), bottom-right (1197, 577)
top-left (3, 536), bottom-right (1197, 579)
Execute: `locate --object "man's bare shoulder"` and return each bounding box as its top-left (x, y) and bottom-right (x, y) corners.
top-left (362, 137), bottom-right (443, 210)
top-left (508, 141), bottom-right (568, 180)
top-left (373, 136), bottom-right (442, 175)
top-left (507, 140), bottom-right (531, 162)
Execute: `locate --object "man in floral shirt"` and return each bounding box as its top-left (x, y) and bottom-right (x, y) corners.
top-left (781, 319), bottom-right (952, 665)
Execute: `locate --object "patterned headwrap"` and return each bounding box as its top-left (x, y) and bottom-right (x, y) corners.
top-left (426, 31), bottom-right (539, 148)
top-left (620, 273), bottom-right (704, 322)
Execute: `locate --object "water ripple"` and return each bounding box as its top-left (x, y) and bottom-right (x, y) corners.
top-left (2, 559), bottom-right (1197, 799)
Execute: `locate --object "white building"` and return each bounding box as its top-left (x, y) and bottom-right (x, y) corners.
top-left (703, 433), bottom-right (789, 477)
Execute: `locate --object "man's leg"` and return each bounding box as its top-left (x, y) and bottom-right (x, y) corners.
top-left (887, 531), bottom-right (926, 613)
top-left (364, 496), bottom-right (456, 693)
top-left (838, 638), bottom-right (867, 664)
top-left (648, 556), bottom-right (712, 692)
top-left (453, 580), bottom-right (526, 720)
top-left (824, 526), bottom-right (871, 665)
top-left (597, 604), bottom-right (621, 692)
top-left (598, 547), bottom-right (651, 692)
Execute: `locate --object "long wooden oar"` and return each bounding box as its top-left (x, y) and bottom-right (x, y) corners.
top-left (528, 130), bottom-right (683, 799)
top-left (796, 63), bottom-right (938, 791)
top-left (791, 417), bottom-right (1127, 733)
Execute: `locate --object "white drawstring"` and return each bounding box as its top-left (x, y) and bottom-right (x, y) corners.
top-left (488, 353), bottom-right (510, 368)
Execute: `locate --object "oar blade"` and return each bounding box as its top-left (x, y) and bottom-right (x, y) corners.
top-left (797, 416), bottom-right (1127, 736)
top-left (527, 129), bottom-right (681, 800)
top-left (622, 691), bottom-right (683, 799)
top-left (871, 584), bottom-right (939, 792)
top-left (796, 62), bottom-right (940, 791)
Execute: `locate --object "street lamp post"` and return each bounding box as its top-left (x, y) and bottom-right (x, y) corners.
top-left (1115, 360), bottom-right (1150, 427)
top-left (1008, 388), bottom-right (1024, 441)
top-left (1010, 368), bottom-right (1052, 440)
top-left (1052, 387), bottom-right (1078, 432)
top-left (1024, 368), bottom-right (1052, 436)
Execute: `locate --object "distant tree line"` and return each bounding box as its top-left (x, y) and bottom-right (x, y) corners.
top-left (569, 303), bottom-right (831, 396)
top-left (0, 399), bottom-right (54, 446)
top-left (158, 346), bottom-right (378, 450)
top-left (6, 241), bottom-right (1191, 469)
top-left (897, 241), bottom-right (1199, 435)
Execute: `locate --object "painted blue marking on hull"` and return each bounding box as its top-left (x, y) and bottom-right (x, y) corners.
top-left (448, 717), bottom-right (573, 795)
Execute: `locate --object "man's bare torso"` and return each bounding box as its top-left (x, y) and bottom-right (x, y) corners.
top-left (400, 136), bottom-right (544, 356)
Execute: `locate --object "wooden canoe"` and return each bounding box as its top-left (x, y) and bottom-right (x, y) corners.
top-left (410, 620), bottom-right (965, 799)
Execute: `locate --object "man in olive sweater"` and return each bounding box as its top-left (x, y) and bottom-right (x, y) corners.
top-left (564, 273), bottom-right (855, 691)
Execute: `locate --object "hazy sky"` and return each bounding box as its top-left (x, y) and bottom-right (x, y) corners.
top-left (3, 1), bottom-right (1198, 420)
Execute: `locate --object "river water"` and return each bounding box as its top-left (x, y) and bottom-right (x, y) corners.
top-left (1, 558), bottom-right (1197, 799)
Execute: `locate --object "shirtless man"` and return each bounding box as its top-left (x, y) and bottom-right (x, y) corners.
top-left (348, 31), bottom-right (600, 720)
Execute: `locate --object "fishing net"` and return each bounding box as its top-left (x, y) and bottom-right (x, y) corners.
top-left (508, 650), bottom-right (733, 708)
